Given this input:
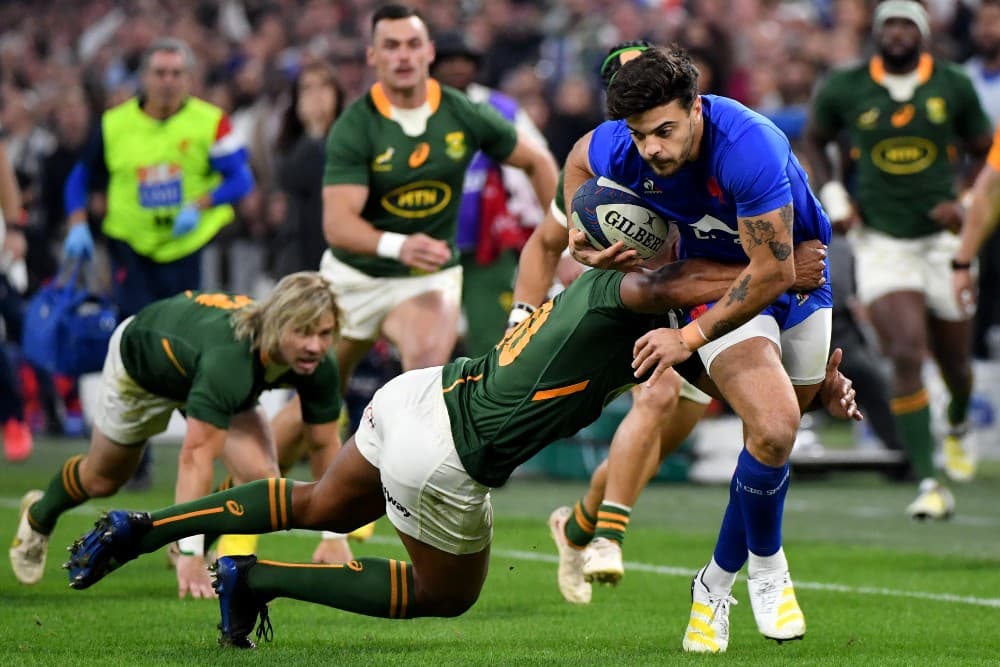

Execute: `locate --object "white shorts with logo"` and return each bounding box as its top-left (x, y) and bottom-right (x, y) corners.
top-left (697, 307), bottom-right (832, 386)
top-left (319, 250), bottom-right (463, 341)
top-left (353, 366), bottom-right (492, 555)
top-left (93, 317), bottom-right (183, 445)
top-left (849, 226), bottom-right (970, 322)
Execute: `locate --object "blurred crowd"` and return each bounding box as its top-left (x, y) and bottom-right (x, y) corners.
top-left (0, 0), bottom-right (993, 293)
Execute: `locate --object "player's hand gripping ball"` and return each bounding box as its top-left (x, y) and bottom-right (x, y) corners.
top-left (571, 176), bottom-right (669, 260)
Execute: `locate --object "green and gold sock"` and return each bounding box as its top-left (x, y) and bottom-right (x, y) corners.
top-left (29, 455), bottom-right (89, 534)
top-left (891, 389), bottom-right (935, 480)
top-left (593, 501), bottom-right (631, 545)
top-left (249, 557), bottom-right (415, 618)
top-left (137, 478), bottom-right (293, 553)
top-left (564, 499), bottom-right (595, 548)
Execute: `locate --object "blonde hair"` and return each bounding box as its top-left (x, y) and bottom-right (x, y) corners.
top-left (231, 272), bottom-right (340, 356)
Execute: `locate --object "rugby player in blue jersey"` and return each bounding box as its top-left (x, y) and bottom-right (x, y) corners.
top-left (565, 45), bottom-right (833, 652)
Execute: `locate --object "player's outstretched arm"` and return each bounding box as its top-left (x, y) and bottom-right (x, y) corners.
top-left (502, 130), bottom-right (558, 217)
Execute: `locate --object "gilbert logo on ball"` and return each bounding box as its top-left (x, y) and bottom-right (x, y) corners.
top-left (571, 176), bottom-right (668, 259)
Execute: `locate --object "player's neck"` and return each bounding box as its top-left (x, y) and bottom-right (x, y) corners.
top-left (381, 80), bottom-right (428, 109)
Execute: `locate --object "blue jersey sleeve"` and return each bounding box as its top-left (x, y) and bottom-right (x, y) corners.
top-left (718, 124), bottom-right (793, 218)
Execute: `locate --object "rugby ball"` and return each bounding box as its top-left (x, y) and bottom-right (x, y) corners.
top-left (571, 176), bottom-right (669, 259)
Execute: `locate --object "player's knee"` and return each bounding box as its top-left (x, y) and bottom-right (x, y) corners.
top-left (633, 375), bottom-right (681, 412)
top-left (415, 588), bottom-right (480, 617)
top-left (746, 413), bottom-right (799, 459)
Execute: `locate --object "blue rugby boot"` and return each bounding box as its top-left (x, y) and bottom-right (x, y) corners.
top-left (211, 555), bottom-right (272, 649)
top-left (65, 510), bottom-right (151, 589)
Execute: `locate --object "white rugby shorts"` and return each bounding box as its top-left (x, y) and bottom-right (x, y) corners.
top-left (353, 366), bottom-right (492, 555)
top-left (319, 250), bottom-right (463, 340)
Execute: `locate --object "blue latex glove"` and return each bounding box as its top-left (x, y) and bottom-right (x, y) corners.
top-left (63, 223), bottom-right (94, 259)
top-left (172, 206), bottom-right (200, 237)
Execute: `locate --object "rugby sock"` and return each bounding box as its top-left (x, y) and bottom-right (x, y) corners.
top-left (249, 557), bottom-right (414, 618)
top-left (735, 447), bottom-right (789, 558)
top-left (137, 479), bottom-right (293, 553)
top-left (891, 389), bottom-right (935, 480)
top-left (701, 556), bottom-right (738, 593)
top-left (593, 501), bottom-right (631, 544)
top-left (564, 498), bottom-right (595, 548)
top-left (712, 470), bottom-right (747, 572)
top-left (748, 546), bottom-right (788, 574)
top-left (29, 455), bottom-right (89, 534)
top-left (204, 475), bottom-right (236, 550)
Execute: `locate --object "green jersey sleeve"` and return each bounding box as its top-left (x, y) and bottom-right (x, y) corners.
top-left (948, 65), bottom-right (992, 140)
top-left (323, 102), bottom-right (372, 187)
top-left (458, 94), bottom-right (519, 162)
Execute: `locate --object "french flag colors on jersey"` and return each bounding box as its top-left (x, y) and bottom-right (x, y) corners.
top-left (588, 95), bottom-right (831, 263)
top-left (208, 115), bottom-right (247, 171)
top-left (588, 95), bottom-right (833, 323)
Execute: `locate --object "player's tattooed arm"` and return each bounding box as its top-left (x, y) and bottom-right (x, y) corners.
top-left (742, 216), bottom-right (792, 261)
top-left (724, 274), bottom-right (751, 306)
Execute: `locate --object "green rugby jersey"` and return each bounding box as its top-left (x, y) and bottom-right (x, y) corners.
top-left (811, 54), bottom-right (990, 238)
top-left (120, 292), bottom-right (341, 429)
top-left (324, 80), bottom-right (518, 277)
top-left (442, 269), bottom-right (662, 487)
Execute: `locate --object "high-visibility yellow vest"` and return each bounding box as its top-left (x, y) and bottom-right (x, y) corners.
top-left (101, 97), bottom-right (234, 262)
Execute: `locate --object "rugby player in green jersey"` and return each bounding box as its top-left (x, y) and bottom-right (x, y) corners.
top-left (268, 3), bottom-right (557, 562)
top-left (11, 273), bottom-right (342, 599)
top-left (804, 0), bottom-right (994, 517)
top-left (63, 248), bottom-right (855, 649)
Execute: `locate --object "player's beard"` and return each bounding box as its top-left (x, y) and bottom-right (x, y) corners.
top-left (879, 44), bottom-right (921, 72)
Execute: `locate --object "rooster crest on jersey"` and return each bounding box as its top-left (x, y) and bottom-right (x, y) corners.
top-left (571, 177), bottom-right (669, 259)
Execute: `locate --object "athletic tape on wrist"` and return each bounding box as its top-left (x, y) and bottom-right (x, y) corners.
top-left (177, 534), bottom-right (205, 557)
top-left (376, 231), bottom-right (407, 259)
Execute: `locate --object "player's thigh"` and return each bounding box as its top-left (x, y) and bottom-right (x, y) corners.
top-left (868, 291), bottom-right (928, 358)
top-left (779, 306), bottom-right (831, 410)
top-left (355, 366), bottom-right (493, 556)
top-left (302, 437), bottom-right (385, 530)
top-left (711, 337), bottom-right (800, 443)
top-left (92, 317), bottom-right (180, 446)
top-left (657, 391), bottom-right (710, 458)
top-left (382, 271), bottom-right (463, 367)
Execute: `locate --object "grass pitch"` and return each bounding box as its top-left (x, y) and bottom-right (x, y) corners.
top-left (2, 437), bottom-right (998, 665)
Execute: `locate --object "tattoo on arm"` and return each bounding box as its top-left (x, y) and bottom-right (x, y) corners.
top-left (778, 203), bottom-right (793, 233)
top-left (742, 217), bottom-right (792, 261)
top-left (725, 274), bottom-right (751, 306)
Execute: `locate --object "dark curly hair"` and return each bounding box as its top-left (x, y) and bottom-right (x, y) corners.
top-left (605, 46), bottom-right (700, 120)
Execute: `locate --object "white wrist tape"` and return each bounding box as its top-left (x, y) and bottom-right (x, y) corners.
top-left (507, 302), bottom-right (536, 328)
top-left (376, 232), bottom-right (407, 259)
top-left (177, 534), bottom-right (205, 557)
top-left (321, 530), bottom-right (348, 540)
top-left (818, 181), bottom-right (852, 223)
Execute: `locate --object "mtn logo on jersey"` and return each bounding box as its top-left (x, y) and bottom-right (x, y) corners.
top-left (372, 147), bottom-right (395, 172)
top-left (691, 215), bottom-right (739, 242)
top-left (381, 180), bottom-right (452, 218)
top-left (871, 136), bottom-right (937, 175)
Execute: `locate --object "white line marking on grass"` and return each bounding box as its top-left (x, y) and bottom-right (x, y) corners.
top-left (5, 499), bottom-right (999, 609)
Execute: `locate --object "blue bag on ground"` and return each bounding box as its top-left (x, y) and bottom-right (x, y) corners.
top-left (22, 260), bottom-right (118, 376)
